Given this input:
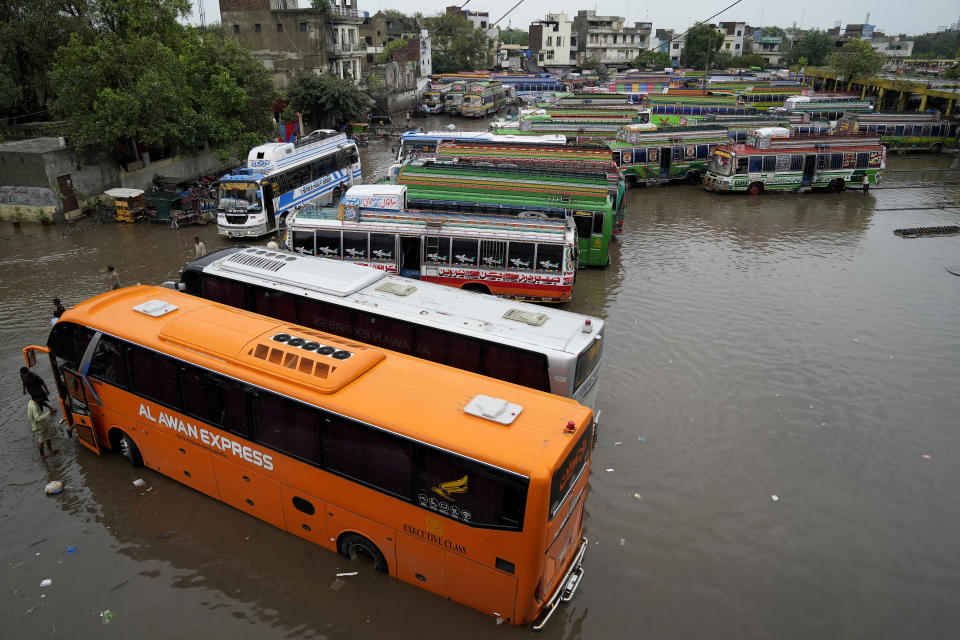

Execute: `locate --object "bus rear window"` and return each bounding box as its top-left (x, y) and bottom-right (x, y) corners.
top-left (574, 334), bottom-right (603, 393)
top-left (550, 426), bottom-right (592, 518)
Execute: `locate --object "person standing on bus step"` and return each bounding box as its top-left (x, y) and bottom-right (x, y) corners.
top-left (106, 265), bottom-right (120, 290)
top-left (194, 236), bottom-right (207, 259)
top-left (27, 393), bottom-right (58, 460)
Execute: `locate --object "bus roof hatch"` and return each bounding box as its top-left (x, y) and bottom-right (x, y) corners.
top-left (464, 395), bottom-right (523, 425)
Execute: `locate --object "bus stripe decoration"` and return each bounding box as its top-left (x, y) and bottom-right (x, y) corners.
top-left (27, 286), bottom-right (594, 627)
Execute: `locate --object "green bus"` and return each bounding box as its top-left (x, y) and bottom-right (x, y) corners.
top-left (835, 111), bottom-right (959, 153)
top-left (461, 81), bottom-right (507, 118)
top-left (609, 126), bottom-right (731, 186)
top-left (397, 163), bottom-right (615, 267)
top-left (646, 96), bottom-right (759, 126)
top-left (703, 131), bottom-right (885, 194)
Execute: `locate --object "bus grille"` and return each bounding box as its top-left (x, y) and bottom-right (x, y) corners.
top-left (226, 214), bottom-right (248, 224)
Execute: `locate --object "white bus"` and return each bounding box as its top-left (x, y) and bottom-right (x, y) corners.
top-left (217, 130), bottom-right (361, 238)
top-left (178, 246), bottom-right (604, 415)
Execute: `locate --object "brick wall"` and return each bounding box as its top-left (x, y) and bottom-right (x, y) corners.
top-left (219, 0), bottom-right (269, 12)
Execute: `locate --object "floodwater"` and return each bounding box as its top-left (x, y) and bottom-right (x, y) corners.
top-left (2, 116), bottom-right (960, 639)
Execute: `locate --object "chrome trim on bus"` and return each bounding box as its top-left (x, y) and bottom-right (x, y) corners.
top-left (532, 537), bottom-right (587, 632)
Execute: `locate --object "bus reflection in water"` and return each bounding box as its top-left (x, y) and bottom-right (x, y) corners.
top-left (24, 287), bottom-right (593, 628)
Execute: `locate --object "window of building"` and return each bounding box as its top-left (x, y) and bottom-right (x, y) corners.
top-left (277, 23), bottom-right (283, 32)
top-left (300, 22), bottom-right (307, 32)
top-left (546, 36), bottom-right (552, 46)
top-left (233, 24), bottom-right (240, 34)
top-left (255, 23), bottom-right (261, 33)
top-left (735, 43), bottom-right (740, 49)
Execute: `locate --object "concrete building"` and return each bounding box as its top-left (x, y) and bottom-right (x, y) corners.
top-left (718, 21), bottom-right (746, 55)
top-left (746, 28), bottom-right (783, 66)
top-left (573, 10), bottom-right (652, 69)
top-left (871, 36), bottom-right (916, 69)
top-left (359, 10), bottom-right (420, 63)
top-left (529, 13), bottom-right (573, 67)
top-left (219, 0), bottom-right (364, 87)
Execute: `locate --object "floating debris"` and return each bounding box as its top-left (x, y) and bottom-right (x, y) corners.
top-left (99, 610), bottom-right (115, 625)
top-left (921, 454), bottom-right (932, 460)
top-left (771, 495), bottom-right (779, 502)
top-left (894, 225), bottom-right (959, 238)
top-left (44, 481), bottom-right (62, 495)
top-left (132, 479), bottom-right (146, 487)
top-left (40, 579), bottom-right (52, 587)
top-left (336, 571), bottom-right (358, 577)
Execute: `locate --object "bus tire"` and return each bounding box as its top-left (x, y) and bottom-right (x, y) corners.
top-left (461, 283), bottom-right (491, 295)
top-left (931, 143), bottom-right (943, 154)
top-left (686, 171), bottom-right (701, 185)
top-left (118, 431), bottom-right (143, 467)
top-left (829, 179), bottom-right (844, 193)
top-left (338, 533), bottom-right (388, 573)
top-left (626, 175), bottom-right (637, 189)
top-left (747, 182), bottom-right (763, 196)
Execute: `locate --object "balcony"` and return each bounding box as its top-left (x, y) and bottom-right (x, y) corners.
top-left (329, 6), bottom-right (363, 23)
top-left (327, 42), bottom-right (365, 56)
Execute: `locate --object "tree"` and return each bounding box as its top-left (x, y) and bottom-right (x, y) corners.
top-left (681, 23), bottom-right (724, 68)
top-left (761, 26), bottom-right (786, 37)
top-left (830, 38), bottom-right (886, 80)
top-left (783, 30), bottom-right (836, 66)
top-left (48, 4), bottom-right (275, 162)
top-left (632, 49), bottom-right (671, 69)
top-left (422, 13), bottom-right (490, 72)
top-left (499, 28), bottom-right (528, 46)
top-left (377, 37), bottom-right (409, 62)
top-left (288, 72), bottom-right (372, 129)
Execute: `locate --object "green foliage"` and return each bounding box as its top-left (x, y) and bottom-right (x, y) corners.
top-left (830, 38), bottom-right (887, 80)
top-left (762, 26), bottom-right (786, 37)
top-left (499, 28), bottom-right (528, 46)
top-left (48, 7), bottom-right (275, 161)
top-left (311, 0), bottom-right (331, 14)
top-left (422, 13), bottom-right (490, 73)
top-left (288, 72), bottom-right (372, 129)
top-left (632, 50), bottom-right (671, 69)
top-left (382, 9), bottom-right (408, 20)
top-left (580, 56), bottom-right (602, 72)
top-left (729, 53), bottom-right (765, 68)
top-left (378, 37), bottom-right (409, 63)
top-left (798, 56), bottom-right (809, 68)
top-left (681, 23), bottom-right (724, 68)
top-left (783, 30), bottom-right (836, 66)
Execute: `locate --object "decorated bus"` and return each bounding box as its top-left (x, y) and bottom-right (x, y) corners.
top-left (646, 95), bottom-right (759, 126)
top-left (461, 81), bottom-right (508, 118)
top-left (771, 99), bottom-right (873, 121)
top-left (703, 130), bottom-right (885, 194)
top-left (421, 84), bottom-right (450, 114)
top-left (25, 287), bottom-right (593, 628)
top-left (396, 165), bottom-right (616, 267)
top-left (834, 111), bottom-right (959, 153)
top-left (286, 198), bottom-right (579, 302)
top-left (217, 130), bottom-right (360, 238)
top-left (609, 126), bottom-right (731, 186)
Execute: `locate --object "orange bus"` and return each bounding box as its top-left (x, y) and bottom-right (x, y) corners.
top-left (24, 286), bottom-right (593, 629)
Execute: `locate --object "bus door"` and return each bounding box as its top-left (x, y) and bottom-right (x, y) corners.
top-left (802, 155), bottom-right (816, 186)
top-left (61, 368), bottom-right (101, 454)
top-left (400, 235), bottom-right (422, 279)
top-left (660, 147), bottom-right (671, 178)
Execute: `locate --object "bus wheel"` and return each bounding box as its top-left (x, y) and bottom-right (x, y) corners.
top-left (931, 143), bottom-right (943, 154)
top-left (747, 183), bottom-right (763, 196)
top-left (118, 432), bottom-right (143, 467)
top-left (686, 171), bottom-right (701, 185)
top-left (462, 283), bottom-right (491, 295)
top-left (626, 175), bottom-right (638, 189)
top-left (338, 533), bottom-right (388, 573)
top-left (829, 179), bottom-right (844, 193)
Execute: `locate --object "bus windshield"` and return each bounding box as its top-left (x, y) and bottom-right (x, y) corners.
top-left (709, 151), bottom-right (734, 176)
top-left (218, 183), bottom-right (261, 212)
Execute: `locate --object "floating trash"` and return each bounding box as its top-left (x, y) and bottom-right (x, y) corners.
top-left (336, 571), bottom-right (358, 577)
top-left (99, 610), bottom-right (114, 625)
top-left (66, 546), bottom-right (79, 557)
top-left (44, 481), bottom-right (62, 495)
top-left (771, 495), bottom-right (780, 502)
top-left (921, 454), bottom-right (932, 460)
top-left (40, 578), bottom-right (52, 587)
top-left (132, 479), bottom-right (146, 487)
top-left (633, 493), bottom-right (643, 501)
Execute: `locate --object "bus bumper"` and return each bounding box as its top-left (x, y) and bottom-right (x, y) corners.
top-left (532, 537), bottom-right (588, 631)
top-left (219, 225), bottom-right (270, 238)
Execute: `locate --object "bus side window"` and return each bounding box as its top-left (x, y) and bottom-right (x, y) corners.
top-left (296, 298), bottom-right (352, 337)
top-left (416, 447), bottom-right (527, 529)
top-left (255, 391), bottom-right (321, 464)
top-left (127, 344), bottom-right (181, 410)
top-left (572, 212), bottom-right (592, 240)
top-left (342, 232), bottom-right (368, 261)
top-left (696, 145), bottom-right (708, 159)
top-left (592, 212), bottom-right (605, 236)
top-left (203, 274), bottom-right (248, 309)
top-left (369, 233), bottom-right (395, 263)
top-left (253, 287), bottom-right (297, 323)
top-left (762, 156), bottom-right (776, 172)
top-left (507, 241), bottom-right (535, 271)
top-left (451, 238), bottom-right (479, 266)
top-left (316, 230), bottom-right (341, 258)
top-left (790, 155), bottom-right (804, 171)
top-left (324, 414), bottom-right (414, 499)
top-left (830, 154), bottom-right (843, 169)
top-left (536, 244), bottom-right (563, 272)
top-left (748, 156), bottom-right (762, 173)
top-left (856, 152), bottom-right (869, 168)
top-left (88, 335), bottom-right (130, 389)
top-left (182, 365), bottom-right (252, 438)
top-left (736, 157), bottom-right (748, 174)
top-left (353, 310), bottom-right (414, 353)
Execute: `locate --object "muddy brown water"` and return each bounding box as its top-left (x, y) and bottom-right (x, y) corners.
top-left (2, 117), bottom-right (959, 638)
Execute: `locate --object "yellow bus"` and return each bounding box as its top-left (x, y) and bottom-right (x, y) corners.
top-left (24, 286), bottom-right (593, 628)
